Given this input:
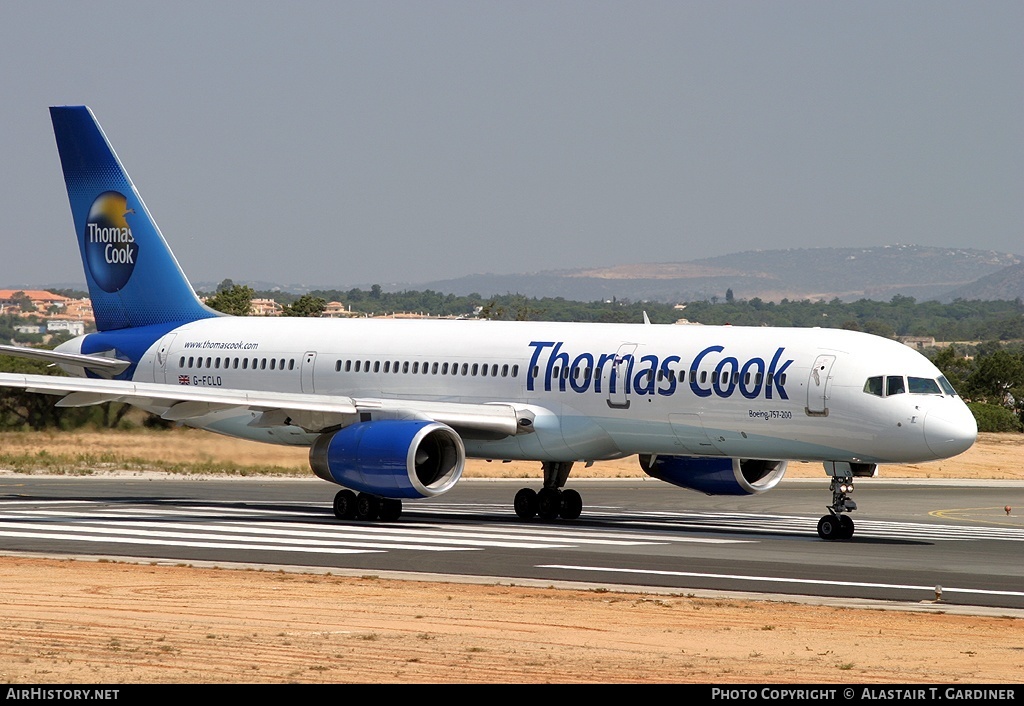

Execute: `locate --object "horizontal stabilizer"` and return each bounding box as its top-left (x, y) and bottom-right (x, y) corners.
top-left (0, 344), bottom-right (130, 375)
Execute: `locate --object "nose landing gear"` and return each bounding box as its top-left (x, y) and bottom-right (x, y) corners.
top-left (818, 474), bottom-right (856, 540)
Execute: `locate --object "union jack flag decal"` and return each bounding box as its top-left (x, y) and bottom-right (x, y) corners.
top-left (178, 375), bottom-right (190, 385)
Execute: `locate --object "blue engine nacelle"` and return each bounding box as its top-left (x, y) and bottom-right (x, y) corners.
top-left (309, 420), bottom-right (465, 499)
top-left (638, 455), bottom-right (788, 495)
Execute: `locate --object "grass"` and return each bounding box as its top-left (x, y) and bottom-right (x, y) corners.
top-left (0, 450), bottom-right (309, 476)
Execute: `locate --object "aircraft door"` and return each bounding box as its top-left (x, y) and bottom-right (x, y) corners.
top-left (806, 354), bottom-right (836, 416)
top-left (606, 343), bottom-right (637, 409)
top-left (153, 333), bottom-right (177, 383)
top-left (301, 351), bottom-right (317, 393)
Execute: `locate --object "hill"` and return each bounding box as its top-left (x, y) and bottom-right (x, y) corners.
top-left (414, 245), bottom-right (1020, 303)
top-left (941, 262), bottom-right (1024, 302)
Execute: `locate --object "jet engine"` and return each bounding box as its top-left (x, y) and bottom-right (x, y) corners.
top-left (309, 420), bottom-right (465, 498)
top-left (638, 455), bottom-right (788, 495)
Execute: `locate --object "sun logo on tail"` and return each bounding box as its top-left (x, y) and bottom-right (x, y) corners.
top-left (84, 191), bottom-right (139, 292)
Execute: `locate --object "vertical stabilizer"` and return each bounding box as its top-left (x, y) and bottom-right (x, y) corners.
top-left (50, 106), bottom-right (219, 331)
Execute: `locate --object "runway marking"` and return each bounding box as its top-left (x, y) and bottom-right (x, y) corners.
top-left (0, 529), bottom-right (380, 555)
top-left (930, 507), bottom-right (1024, 529)
top-left (0, 499), bottom-right (740, 555)
top-left (538, 565), bottom-right (1024, 599)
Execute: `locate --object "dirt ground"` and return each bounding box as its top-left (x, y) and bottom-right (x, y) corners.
top-left (0, 429), bottom-right (1021, 684)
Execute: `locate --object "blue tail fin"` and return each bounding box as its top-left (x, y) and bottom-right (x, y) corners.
top-left (50, 106), bottom-right (219, 332)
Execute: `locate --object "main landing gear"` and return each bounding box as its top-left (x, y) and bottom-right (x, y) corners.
top-left (513, 461), bottom-right (583, 521)
top-left (817, 474), bottom-right (856, 540)
top-left (333, 489), bottom-right (403, 522)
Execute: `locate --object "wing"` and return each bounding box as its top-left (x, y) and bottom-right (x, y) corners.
top-left (0, 372), bottom-right (531, 438)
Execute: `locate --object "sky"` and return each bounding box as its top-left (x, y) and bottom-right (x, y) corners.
top-left (0, 1), bottom-right (1020, 290)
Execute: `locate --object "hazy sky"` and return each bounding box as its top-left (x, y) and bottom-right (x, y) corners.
top-left (1, 1), bottom-right (1020, 290)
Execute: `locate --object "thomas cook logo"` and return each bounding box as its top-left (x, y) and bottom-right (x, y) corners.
top-left (85, 191), bottom-right (139, 292)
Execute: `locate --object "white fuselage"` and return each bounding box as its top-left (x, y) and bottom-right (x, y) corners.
top-left (82, 316), bottom-right (977, 466)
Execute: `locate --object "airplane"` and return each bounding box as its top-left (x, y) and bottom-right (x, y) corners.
top-left (0, 106), bottom-right (977, 540)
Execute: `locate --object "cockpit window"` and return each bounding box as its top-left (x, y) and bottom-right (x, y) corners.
top-left (938, 375), bottom-right (958, 397)
top-left (908, 377), bottom-right (942, 395)
top-left (865, 374), bottom-right (953, 397)
top-left (886, 376), bottom-right (906, 396)
top-left (864, 376), bottom-right (883, 396)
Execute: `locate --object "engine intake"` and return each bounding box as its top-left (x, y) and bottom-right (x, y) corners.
top-left (310, 420), bottom-right (465, 498)
top-left (638, 455), bottom-right (788, 496)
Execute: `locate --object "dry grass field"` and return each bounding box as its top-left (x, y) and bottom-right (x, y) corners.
top-left (0, 428), bottom-right (1021, 684)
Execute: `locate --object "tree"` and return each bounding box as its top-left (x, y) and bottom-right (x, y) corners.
top-left (965, 348), bottom-right (1024, 409)
top-left (205, 284), bottom-right (254, 316)
top-left (281, 294), bottom-right (326, 317)
top-left (10, 291), bottom-right (35, 313)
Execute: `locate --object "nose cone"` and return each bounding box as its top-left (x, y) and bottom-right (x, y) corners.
top-left (924, 402), bottom-right (978, 458)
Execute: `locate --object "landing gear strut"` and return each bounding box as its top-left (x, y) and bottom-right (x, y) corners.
top-left (333, 489), bottom-right (402, 521)
top-left (514, 461), bottom-right (582, 521)
top-left (817, 474), bottom-right (856, 540)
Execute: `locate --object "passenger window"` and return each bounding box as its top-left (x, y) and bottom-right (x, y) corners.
top-left (864, 376), bottom-right (883, 396)
top-left (886, 376), bottom-right (905, 396)
top-left (512, 365), bottom-right (519, 377)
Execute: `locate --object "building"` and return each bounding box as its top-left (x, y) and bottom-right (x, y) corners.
top-left (47, 320), bottom-right (86, 336)
top-left (0, 289), bottom-right (71, 313)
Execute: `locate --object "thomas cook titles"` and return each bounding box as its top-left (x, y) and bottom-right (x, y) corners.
top-left (84, 190), bottom-right (140, 292)
top-left (526, 340), bottom-right (794, 400)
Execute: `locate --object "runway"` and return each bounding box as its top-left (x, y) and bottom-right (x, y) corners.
top-left (1, 475), bottom-right (1022, 610)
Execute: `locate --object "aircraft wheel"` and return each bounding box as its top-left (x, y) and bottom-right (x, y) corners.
top-left (356, 493), bottom-right (380, 521)
top-left (333, 489), bottom-right (357, 520)
top-left (560, 489), bottom-right (583, 520)
top-left (839, 514), bottom-right (855, 540)
top-left (379, 498), bottom-right (403, 522)
top-left (537, 488), bottom-right (562, 521)
top-left (817, 514), bottom-right (842, 540)
top-left (514, 488), bottom-right (538, 520)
